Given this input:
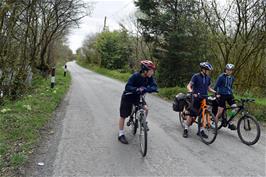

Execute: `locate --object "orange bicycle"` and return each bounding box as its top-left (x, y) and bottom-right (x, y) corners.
top-left (179, 93), bottom-right (218, 144)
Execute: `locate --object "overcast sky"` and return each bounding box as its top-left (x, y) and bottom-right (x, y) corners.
top-left (67, 0), bottom-right (136, 53)
top-left (66, 0), bottom-right (228, 53)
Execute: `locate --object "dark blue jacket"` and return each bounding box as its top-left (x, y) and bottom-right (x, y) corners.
top-left (123, 72), bottom-right (158, 102)
top-left (214, 73), bottom-right (235, 95)
top-left (190, 73), bottom-right (211, 96)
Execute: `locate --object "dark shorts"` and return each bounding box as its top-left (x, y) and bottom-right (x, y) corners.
top-left (119, 95), bottom-right (146, 118)
top-left (217, 94), bottom-right (235, 108)
top-left (189, 97), bottom-right (204, 117)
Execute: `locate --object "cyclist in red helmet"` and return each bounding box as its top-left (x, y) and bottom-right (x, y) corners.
top-left (118, 60), bottom-right (158, 144)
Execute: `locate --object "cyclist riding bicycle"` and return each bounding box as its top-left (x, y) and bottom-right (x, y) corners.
top-left (118, 60), bottom-right (158, 144)
top-left (214, 63), bottom-right (237, 130)
top-left (183, 62), bottom-right (216, 138)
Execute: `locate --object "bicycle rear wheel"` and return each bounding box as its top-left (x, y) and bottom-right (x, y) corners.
top-left (199, 112), bottom-right (217, 145)
top-left (179, 111), bottom-right (186, 129)
top-left (138, 112), bottom-right (147, 157)
top-left (237, 115), bottom-right (260, 145)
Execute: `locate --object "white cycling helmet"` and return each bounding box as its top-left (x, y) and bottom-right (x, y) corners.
top-left (226, 63), bottom-right (235, 70)
top-left (200, 62), bottom-right (213, 71)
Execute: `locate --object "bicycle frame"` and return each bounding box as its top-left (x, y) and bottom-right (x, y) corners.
top-left (200, 99), bottom-right (211, 128)
top-left (186, 94), bottom-right (212, 128)
top-left (222, 100), bottom-right (248, 124)
top-left (131, 94), bottom-right (146, 117)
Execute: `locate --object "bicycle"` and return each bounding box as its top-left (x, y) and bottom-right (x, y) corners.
top-left (126, 92), bottom-right (155, 157)
top-left (178, 93), bottom-right (218, 145)
top-left (217, 98), bottom-right (261, 145)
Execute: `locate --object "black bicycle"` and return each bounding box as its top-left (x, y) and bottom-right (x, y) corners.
top-left (126, 94), bottom-right (149, 157)
top-left (217, 98), bottom-right (261, 145)
top-left (178, 93), bottom-right (218, 145)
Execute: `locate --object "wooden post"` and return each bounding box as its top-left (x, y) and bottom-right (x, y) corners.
top-left (51, 67), bottom-right (56, 88)
top-left (64, 64), bottom-right (67, 77)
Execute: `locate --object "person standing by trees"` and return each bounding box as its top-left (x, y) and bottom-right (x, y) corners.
top-left (214, 64), bottom-right (237, 130)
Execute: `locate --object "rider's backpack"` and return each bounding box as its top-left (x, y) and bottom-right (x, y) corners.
top-left (173, 93), bottom-right (187, 112)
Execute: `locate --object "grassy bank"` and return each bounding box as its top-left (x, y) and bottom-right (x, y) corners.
top-left (78, 60), bottom-right (131, 82)
top-left (77, 60), bottom-right (266, 122)
top-left (0, 67), bottom-right (71, 176)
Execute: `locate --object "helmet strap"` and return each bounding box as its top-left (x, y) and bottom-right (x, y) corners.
top-left (201, 70), bottom-right (207, 76)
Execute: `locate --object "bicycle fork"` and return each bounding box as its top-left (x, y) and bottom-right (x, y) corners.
top-left (201, 109), bottom-right (211, 128)
top-left (244, 119), bottom-right (251, 131)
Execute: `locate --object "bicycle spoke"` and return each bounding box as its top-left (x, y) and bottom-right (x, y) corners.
top-left (200, 112), bottom-right (217, 145)
top-left (138, 114), bottom-right (147, 157)
top-left (237, 115), bottom-right (260, 145)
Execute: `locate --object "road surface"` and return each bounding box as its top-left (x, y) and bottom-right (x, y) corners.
top-left (26, 61), bottom-right (266, 176)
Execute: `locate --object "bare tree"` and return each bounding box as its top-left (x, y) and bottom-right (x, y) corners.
top-left (0, 0), bottom-right (92, 98)
top-left (201, 0), bottom-right (266, 92)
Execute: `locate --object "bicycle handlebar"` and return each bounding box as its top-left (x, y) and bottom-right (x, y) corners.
top-left (186, 92), bottom-right (214, 98)
top-left (124, 90), bottom-right (158, 96)
top-left (235, 98), bottom-right (256, 103)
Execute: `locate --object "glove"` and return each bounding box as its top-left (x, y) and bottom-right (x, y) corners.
top-left (136, 87), bottom-right (147, 94)
top-left (136, 88), bottom-right (141, 94)
top-left (142, 87), bottom-right (148, 94)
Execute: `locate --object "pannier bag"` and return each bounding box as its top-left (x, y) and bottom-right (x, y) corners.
top-left (207, 96), bottom-right (218, 115)
top-left (173, 93), bottom-right (187, 112)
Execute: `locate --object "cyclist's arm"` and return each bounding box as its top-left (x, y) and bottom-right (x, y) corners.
top-left (187, 74), bottom-right (197, 92)
top-left (125, 74), bottom-right (138, 93)
top-left (208, 77), bottom-right (216, 94)
top-left (231, 77), bottom-right (235, 94)
top-left (208, 86), bottom-right (216, 94)
top-left (146, 77), bottom-right (158, 93)
top-left (214, 75), bottom-right (223, 92)
top-left (187, 82), bottom-right (193, 93)
top-left (188, 74), bottom-right (197, 93)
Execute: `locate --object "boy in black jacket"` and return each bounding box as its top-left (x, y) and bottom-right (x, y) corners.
top-left (118, 60), bottom-right (158, 144)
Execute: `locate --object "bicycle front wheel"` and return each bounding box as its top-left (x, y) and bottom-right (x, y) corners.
top-left (131, 115), bottom-right (138, 135)
top-left (199, 112), bottom-right (217, 145)
top-left (237, 115), bottom-right (260, 145)
top-left (139, 113), bottom-right (147, 157)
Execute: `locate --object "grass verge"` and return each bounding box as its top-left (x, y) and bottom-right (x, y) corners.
top-left (0, 67), bottom-right (71, 176)
top-left (77, 60), bottom-right (131, 82)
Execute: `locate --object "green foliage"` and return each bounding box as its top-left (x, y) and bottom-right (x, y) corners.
top-left (94, 31), bottom-right (133, 69)
top-left (201, 0), bottom-right (266, 95)
top-left (135, 0), bottom-right (212, 87)
top-left (158, 86), bottom-right (187, 100)
top-left (0, 68), bottom-right (71, 175)
top-left (78, 60), bottom-right (131, 82)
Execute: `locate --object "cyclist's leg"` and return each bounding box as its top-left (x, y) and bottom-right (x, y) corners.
top-left (118, 96), bottom-right (134, 144)
top-left (143, 99), bottom-right (148, 118)
top-left (119, 117), bottom-right (126, 135)
top-left (227, 95), bottom-right (237, 130)
top-left (183, 97), bottom-right (200, 137)
top-left (228, 94), bottom-right (237, 108)
top-left (215, 95), bottom-right (226, 123)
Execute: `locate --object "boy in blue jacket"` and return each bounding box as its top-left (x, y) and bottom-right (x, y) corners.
top-left (214, 64), bottom-right (237, 130)
top-left (118, 60), bottom-right (158, 144)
